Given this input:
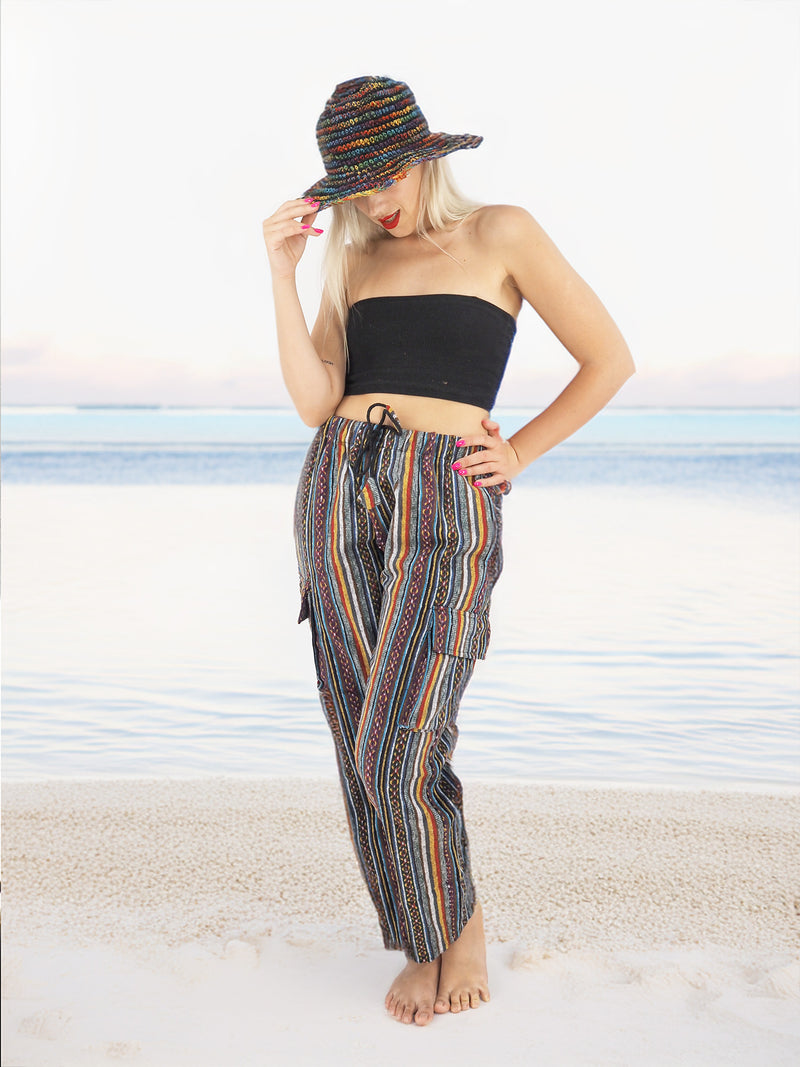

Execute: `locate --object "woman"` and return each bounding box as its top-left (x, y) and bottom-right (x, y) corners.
top-left (262, 75), bottom-right (635, 1027)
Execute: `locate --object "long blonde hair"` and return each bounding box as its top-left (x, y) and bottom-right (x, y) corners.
top-left (321, 157), bottom-right (483, 346)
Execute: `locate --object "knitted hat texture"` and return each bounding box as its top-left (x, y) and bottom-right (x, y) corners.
top-left (302, 76), bottom-right (483, 209)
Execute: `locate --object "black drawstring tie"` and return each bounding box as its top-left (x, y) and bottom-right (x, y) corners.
top-left (354, 402), bottom-right (403, 485)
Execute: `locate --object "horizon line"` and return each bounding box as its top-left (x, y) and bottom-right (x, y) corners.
top-left (3, 403), bottom-right (800, 413)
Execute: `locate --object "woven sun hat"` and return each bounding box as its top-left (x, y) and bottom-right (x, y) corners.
top-left (302, 75), bottom-right (483, 209)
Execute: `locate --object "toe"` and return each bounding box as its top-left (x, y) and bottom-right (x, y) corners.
top-left (469, 990), bottom-right (481, 1008)
top-left (401, 1005), bottom-right (415, 1025)
top-left (450, 993), bottom-right (462, 1013)
top-left (434, 996), bottom-right (450, 1014)
top-left (459, 991), bottom-right (471, 1011)
top-left (415, 1004), bottom-right (434, 1026)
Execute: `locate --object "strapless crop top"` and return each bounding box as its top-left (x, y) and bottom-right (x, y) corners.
top-left (344, 294), bottom-right (517, 410)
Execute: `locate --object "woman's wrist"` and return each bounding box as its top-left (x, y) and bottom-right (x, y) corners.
top-left (271, 270), bottom-right (299, 295)
top-left (507, 427), bottom-right (544, 471)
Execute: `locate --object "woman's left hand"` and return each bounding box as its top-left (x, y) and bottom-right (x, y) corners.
top-left (452, 418), bottom-right (524, 489)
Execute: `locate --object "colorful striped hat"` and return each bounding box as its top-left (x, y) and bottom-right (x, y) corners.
top-left (302, 76), bottom-right (483, 209)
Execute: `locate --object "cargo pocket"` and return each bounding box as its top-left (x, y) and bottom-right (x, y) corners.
top-left (400, 607), bottom-right (491, 732)
top-left (297, 584), bottom-right (311, 624)
top-left (298, 586), bottom-right (327, 692)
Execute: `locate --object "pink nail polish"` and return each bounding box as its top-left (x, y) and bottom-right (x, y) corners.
top-left (475, 479), bottom-right (483, 487)
top-left (455, 439), bottom-right (466, 447)
top-left (301, 225), bottom-right (310, 229)
top-left (313, 227), bottom-right (324, 234)
top-left (451, 462), bottom-right (462, 471)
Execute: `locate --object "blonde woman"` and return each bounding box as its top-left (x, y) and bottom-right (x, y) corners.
top-left (262, 75), bottom-right (635, 1027)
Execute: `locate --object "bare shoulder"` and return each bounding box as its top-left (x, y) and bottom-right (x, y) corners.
top-left (470, 203), bottom-right (566, 288)
top-left (470, 204), bottom-right (546, 246)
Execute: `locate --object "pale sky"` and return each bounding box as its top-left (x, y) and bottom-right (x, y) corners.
top-left (2, 0), bottom-right (798, 407)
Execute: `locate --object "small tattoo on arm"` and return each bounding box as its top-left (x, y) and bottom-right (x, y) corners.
top-left (321, 359), bottom-right (334, 366)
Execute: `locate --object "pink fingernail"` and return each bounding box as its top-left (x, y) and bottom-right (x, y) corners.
top-left (455, 439), bottom-right (466, 446)
top-left (451, 462), bottom-right (462, 471)
top-left (304, 198), bottom-right (319, 205)
top-left (313, 227), bottom-right (324, 234)
top-left (475, 480), bottom-right (483, 487)
top-left (301, 225), bottom-right (310, 229)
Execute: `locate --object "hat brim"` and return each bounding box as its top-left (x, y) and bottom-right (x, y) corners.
top-left (301, 132), bottom-right (483, 210)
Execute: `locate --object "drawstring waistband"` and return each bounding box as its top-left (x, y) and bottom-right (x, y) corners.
top-left (354, 402), bottom-right (403, 485)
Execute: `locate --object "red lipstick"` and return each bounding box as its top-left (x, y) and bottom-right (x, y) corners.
top-left (380, 209), bottom-right (401, 230)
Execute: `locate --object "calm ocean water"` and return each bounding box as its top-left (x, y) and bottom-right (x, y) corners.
top-left (3, 406), bottom-right (799, 788)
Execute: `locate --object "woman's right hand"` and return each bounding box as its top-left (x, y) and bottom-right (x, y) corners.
top-left (262, 198), bottom-right (323, 279)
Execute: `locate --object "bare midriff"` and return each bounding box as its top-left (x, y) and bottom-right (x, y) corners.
top-left (333, 393), bottom-right (491, 437)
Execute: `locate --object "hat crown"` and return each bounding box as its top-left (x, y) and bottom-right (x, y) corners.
top-left (316, 76), bottom-right (431, 176)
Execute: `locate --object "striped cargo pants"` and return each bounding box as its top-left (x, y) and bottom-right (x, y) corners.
top-left (294, 411), bottom-right (504, 963)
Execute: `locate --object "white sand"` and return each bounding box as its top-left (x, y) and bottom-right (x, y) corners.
top-left (2, 777), bottom-right (799, 1066)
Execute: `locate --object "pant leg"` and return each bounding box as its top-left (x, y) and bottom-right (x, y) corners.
top-left (294, 418), bottom-right (407, 951)
top-left (352, 427), bottom-right (504, 962)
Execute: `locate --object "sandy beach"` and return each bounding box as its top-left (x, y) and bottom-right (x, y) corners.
top-left (2, 777), bottom-right (798, 1066)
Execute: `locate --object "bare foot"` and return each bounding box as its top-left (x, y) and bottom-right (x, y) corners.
top-left (434, 902), bottom-right (490, 1014)
top-left (385, 957), bottom-right (441, 1026)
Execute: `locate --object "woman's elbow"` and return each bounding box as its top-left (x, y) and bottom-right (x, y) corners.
top-left (606, 343), bottom-right (636, 385)
top-left (297, 401), bottom-right (338, 428)
top-left (619, 352), bottom-right (636, 382)
top-left (298, 408), bottom-right (327, 429)
top-left (581, 336), bottom-right (635, 386)
top-left (588, 349), bottom-right (635, 397)
top-left (608, 357), bottom-right (636, 397)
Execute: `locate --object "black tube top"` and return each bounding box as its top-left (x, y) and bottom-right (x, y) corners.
top-left (344, 294), bottom-right (517, 410)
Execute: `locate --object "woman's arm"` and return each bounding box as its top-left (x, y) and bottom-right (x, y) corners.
top-left (263, 199), bottom-right (346, 427)
top-left (456, 205), bottom-right (636, 486)
top-left (272, 275), bottom-right (346, 427)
